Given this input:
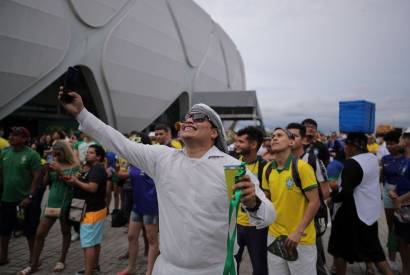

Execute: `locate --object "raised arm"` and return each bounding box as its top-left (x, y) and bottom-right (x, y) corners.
top-left (58, 90), bottom-right (167, 179)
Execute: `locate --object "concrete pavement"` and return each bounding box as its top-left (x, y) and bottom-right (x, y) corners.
top-left (0, 205), bottom-right (402, 275)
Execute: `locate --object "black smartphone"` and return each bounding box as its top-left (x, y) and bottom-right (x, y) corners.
top-left (61, 66), bottom-right (81, 103)
top-left (267, 235), bottom-right (298, 261)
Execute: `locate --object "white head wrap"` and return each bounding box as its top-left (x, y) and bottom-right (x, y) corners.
top-left (190, 103), bottom-right (228, 153)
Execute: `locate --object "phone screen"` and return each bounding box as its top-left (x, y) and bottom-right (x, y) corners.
top-left (47, 154), bottom-right (54, 164)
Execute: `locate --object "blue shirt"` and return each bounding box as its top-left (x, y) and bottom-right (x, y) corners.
top-left (105, 151), bottom-right (117, 169)
top-left (382, 155), bottom-right (410, 196)
top-left (129, 165), bottom-right (158, 215)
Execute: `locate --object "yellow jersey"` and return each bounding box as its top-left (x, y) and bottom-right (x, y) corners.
top-left (262, 155), bottom-right (318, 244)
top-left (237, 156), bottom-right (267, 226)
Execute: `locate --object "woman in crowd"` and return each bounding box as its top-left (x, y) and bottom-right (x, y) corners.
top-left (51, 130), bottom-right (68, 144)
top-left (66, 144), bottom-right (108, 275)
top-left (18, 141), bottom-right (80, 274)
top-left (381, 130), bottom-right (405, 263)
top-left (117, 133), bottom-right (159, 275)
top-left (328, 133), bottom-right (393, 275)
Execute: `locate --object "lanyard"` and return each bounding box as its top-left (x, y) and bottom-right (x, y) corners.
top-left (223, 163), bottom-right (246, 275)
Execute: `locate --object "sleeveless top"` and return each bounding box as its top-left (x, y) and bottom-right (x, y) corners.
top-left (351, 153), bottom-right (381, 225)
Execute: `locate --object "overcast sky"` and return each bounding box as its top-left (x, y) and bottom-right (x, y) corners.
top-left (194, 0), bottom-right (410, 133)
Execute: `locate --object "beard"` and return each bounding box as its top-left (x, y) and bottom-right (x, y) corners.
top-left (235, 147), bottom-right (251, 156)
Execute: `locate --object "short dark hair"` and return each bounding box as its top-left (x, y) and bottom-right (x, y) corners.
top-left (236, 126), bottom-right (265, 149)
top-left (154, 124), bottom-right (171, 133)
top-left (286, 123), bottom-right (306, 137)
top-left (89, 144), bottom-right (106, 162)
top-left (384, 130), bottom-right (402, 143)
top-left (139, 132), bottom-right (152, 145)
top-left (301, 118), bottom-right (318, 128)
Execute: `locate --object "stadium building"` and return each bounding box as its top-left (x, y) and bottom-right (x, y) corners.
top-left (0, 0), bottom-right (263, 135)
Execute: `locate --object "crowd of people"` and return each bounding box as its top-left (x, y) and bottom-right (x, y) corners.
top-left (0, 90), bottom-right (409, 275)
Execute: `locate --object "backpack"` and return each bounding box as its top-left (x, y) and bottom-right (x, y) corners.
top-left (304, 153), bottom-right (329, 237)
top-left (256, 156), bottom-right (267, 186)
top-left (264, 157), bottom-right (328, 237)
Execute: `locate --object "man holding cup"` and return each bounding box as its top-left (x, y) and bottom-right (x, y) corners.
top-left (58, 89), bottom-right (275, 275)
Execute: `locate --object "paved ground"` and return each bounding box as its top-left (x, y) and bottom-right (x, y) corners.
top-left (0, 201), bottom-right (402, 274)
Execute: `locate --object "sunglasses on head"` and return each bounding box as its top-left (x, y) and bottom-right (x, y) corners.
top-left (184, 113), bottom-right (211, 123)
top-left (272, 128), bottom-right (295, 139)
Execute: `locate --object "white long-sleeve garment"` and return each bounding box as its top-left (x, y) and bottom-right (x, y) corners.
top-left (77, 109), bottom-right (275, 275)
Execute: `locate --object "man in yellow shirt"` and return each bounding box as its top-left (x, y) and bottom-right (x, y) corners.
top-left (154, 124), bottom-right (183, 149)
top-left (262, 128), bottom-right (320, 275)
top-left (234, 126), bottom-right (268, 275)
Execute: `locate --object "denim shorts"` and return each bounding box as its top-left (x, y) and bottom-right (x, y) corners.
top-left (130, 211), bottom-right (158, 225)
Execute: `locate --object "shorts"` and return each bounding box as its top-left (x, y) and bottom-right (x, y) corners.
top-left (0, 201), bottom-right (39, 237)
top-left (394, 218), bottom-right (410, 244)
top-left (383, 183), bottom-right (395, 209)
top-left (80, 208), bottom-right (107, 248)
top-left (267, 235), bottom-right (317, 275)
top-left (130, 211), bottom-right (158, 225)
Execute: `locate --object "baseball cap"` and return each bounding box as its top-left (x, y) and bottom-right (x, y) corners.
top-left (11, 127), bottom-right (30, 138)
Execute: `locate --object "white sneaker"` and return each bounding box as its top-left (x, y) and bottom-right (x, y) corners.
top-left (71, 232), bottom-right (80, 242)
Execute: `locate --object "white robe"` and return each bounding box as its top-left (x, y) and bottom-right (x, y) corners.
top-left (76, 108), bottom-right (276, 275)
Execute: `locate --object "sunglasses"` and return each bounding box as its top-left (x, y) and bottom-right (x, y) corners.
top-left (184, 113), bottom-right (212, 124)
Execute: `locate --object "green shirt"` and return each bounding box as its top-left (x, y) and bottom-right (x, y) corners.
top-left (46, 166), bottom-right (80, 216)
top-left (0, 146), bottom-right (41, 202)
top-left (72, 140), bottom-right (83, 150)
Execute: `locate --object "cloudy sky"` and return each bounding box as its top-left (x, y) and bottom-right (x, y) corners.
top-left (194, 0), bottom-right (410, 133)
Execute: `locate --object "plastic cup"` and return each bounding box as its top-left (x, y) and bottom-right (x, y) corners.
top-left (224, 164), bottom-right (243, 201)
